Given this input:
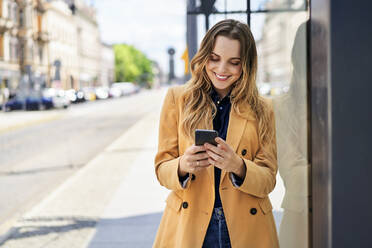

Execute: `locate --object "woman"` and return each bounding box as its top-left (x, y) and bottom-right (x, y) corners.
top-left (154, 19), bottom-right (279, 248)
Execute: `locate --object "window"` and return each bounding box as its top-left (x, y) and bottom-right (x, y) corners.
top-left (192, 1), bottom-right (309, 247)
top-left (39, 46), bottom-right (43, 64)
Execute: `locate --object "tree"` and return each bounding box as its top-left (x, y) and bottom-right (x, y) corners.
top-left (114, 44), bottom-right (154, 88)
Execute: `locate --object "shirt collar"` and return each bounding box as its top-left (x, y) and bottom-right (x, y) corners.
top-left (210, 87), bottom-right (232, 104)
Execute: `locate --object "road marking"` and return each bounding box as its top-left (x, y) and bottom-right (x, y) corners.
top-left (0, 113), bottom-right (64, 135)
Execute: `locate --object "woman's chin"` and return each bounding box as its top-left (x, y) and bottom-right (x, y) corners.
top-left (212, 82), bottom-right (232, 91)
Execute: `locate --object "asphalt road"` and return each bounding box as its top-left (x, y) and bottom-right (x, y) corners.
top-left (0, 89), bottom-right (166, 232)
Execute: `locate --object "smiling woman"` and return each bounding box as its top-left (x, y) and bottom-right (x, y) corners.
top-left (154, 19), bottom-right (279, 248)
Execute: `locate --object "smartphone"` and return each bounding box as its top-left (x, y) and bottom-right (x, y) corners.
top-left (195, 129), bottom-right (218, 146)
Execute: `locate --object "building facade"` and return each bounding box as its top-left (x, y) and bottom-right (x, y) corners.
top-left (0, 0), bottom-right (21, 95)
top-left (44, 0), bottom-right (78, 89)
top-left (73, 0), bottom-right (102, 88)
top-left (0, 0), bottom-right (114, 105)
top-left (100, 42), bottom-right (114, 87)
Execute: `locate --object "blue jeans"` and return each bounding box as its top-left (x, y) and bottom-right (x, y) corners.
top-left (202, 207), bottom-right (232, 248)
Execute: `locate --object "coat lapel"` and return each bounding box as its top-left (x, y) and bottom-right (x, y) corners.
top-left (220, 107), bottom-right (248, 184)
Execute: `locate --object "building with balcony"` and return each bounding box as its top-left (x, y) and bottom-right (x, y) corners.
top-left (0, 0), bottom-right (113, 101)
top-left (44, 0), bottom-right (78, 89)
top-left (73, 0), bottom-right (101, 88)
top-left (0, 0), bottom-right (21, 94)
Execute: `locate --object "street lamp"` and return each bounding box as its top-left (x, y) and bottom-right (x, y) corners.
top-left (167, 47), bottom-right (175, 83)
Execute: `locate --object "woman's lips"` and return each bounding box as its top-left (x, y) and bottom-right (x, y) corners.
top-left (214, 72), bottom-right (230, 81)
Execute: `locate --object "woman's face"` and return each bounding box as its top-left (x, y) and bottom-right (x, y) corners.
top-left (206, 35), bottom-right (242, 98)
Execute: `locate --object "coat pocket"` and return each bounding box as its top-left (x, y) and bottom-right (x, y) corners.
top-left (258, 197), bottom-right (273, 214)
top-left (166, 192), bottom-right (183, 213)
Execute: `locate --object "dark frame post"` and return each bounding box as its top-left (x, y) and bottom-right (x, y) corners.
top-left (310, 0), bottom-right (332, 246)
top-left (310, 0), bottom-right (372, 247)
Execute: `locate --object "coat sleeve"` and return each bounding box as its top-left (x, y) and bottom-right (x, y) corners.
top-left (154, 87), bottom-right (188, 191)
top-left (231, 105), bottom-right (278, 198)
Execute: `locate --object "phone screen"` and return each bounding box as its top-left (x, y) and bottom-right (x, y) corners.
top-left (195, 129), bottom-right (218, 146)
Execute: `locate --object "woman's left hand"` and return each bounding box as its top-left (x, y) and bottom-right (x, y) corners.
top-left (204, 137), bottom-right (246, 179)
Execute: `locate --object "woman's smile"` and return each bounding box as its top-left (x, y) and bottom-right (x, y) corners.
top-left (214, 72), bottom-right (230, 81)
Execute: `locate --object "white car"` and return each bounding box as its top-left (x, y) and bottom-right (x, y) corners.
top-left (43, 88), bottom-right (70, 109)
top-left (95, 87), bottom-right (110, 100)
top-left (111, 82), bottom-right (137, 96)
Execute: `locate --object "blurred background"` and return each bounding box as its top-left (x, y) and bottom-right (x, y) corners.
top-left (0, 0), bottom-right (310, 247)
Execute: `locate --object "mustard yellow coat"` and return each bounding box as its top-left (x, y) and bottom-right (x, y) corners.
top-left (154, 85), bottom-right (279, 248)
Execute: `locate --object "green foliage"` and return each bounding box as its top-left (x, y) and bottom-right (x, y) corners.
top-left (114, 44), bottom-right (154, 88)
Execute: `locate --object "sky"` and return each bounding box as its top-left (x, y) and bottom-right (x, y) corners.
top-left (91, 0), bottom-right (266, 77)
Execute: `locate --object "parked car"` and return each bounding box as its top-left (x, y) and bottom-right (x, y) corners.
top-left (109, 85), bottom-right (123, 98)
top-left (25, 96), bottom-right (42, 110)
top-left (42, 88), bottom-right (70, 109)
top-left (41, 96), bottom-right (54, 109)
top-left (82, 87), bottom-right (96, 101)
top-left (4, 95), bottom-right (24, 111)
top-left (110, 82), bottom-right (138, 96)
top-left (95, 87), bottom-right (109, 100)
top-left (53, 90), bottom-right (70, 109)
top-left (65, 89), bottom-right (85, 103)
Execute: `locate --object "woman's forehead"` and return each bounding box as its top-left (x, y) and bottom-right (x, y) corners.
top-left (212, 36), bottom-right (241, 58)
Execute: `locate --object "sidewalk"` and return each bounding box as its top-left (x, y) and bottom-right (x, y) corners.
top-left (0, 90), bottom-right (169, 247)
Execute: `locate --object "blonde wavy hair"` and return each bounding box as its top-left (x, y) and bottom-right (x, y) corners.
top-left (181, 19), bottom-right (274, 146)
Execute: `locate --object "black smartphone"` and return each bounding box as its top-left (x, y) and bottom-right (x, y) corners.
top-left (195, 129), bottom-right (218, 146)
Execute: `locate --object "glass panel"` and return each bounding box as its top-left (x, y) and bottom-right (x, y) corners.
top-left (198, 14), bottom-right (248, 46)
top-left (255, 9), bottom-right (309, 248)
top-left (251, 0), bottom-right (307, 12)
top-left (214, 0), bottom-right (247, 12)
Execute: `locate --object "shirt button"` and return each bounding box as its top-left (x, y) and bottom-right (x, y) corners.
top-left (182, 202), bottom-right (189, 209)
top-left (250, 208), bottom-right (257, 215)
top-left (219, 107), bottom-right (223, 110)
top-left (241, 149), bottom-right (247, 156)
top-left (217, 101), bottom-right (220, 104)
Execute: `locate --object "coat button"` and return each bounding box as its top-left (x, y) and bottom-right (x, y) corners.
top-left (250, 208), bottom-right (257, 215)
top-left (182, 202), bottom-right (189, 209)
top-left (191, 174), bottom-right (196, 181)
top-left (241, 149), bottom-right (247, 156)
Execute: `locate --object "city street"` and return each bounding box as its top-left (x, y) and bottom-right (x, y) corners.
top-left (0, 88), bottom-right (168, 245)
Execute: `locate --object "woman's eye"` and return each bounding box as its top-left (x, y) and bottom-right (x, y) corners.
top-left (210, 57), bottom-right (218, 61)
top-left (231, 61), bottom-right (240, 66)
top-left (230, 61), bottom-right (240, 65)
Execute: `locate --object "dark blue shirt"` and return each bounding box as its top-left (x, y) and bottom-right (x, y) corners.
top-left (178, 88), bottom-right (243, 207)
top-left (210, 88), bottom-right (232, 208)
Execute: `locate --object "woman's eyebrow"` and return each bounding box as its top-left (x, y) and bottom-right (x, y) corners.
top-left (211, 52), bottom-right (240, 60)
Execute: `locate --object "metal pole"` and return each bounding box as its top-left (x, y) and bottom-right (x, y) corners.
top-left (205, 14), bottom-right (209, 32)
top-left (247, 0), bottom-right (250, 26)
top-left (224, 0), bottom-right (227, 19)
top-left (186, 0), bottom-right (198, 79)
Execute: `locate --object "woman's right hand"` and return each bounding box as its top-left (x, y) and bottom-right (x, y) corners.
top-left (178, 145), bottom-right (211, 177)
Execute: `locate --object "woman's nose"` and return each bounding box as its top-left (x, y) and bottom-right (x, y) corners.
top-left (216, 62), bottom-right (228, 74)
